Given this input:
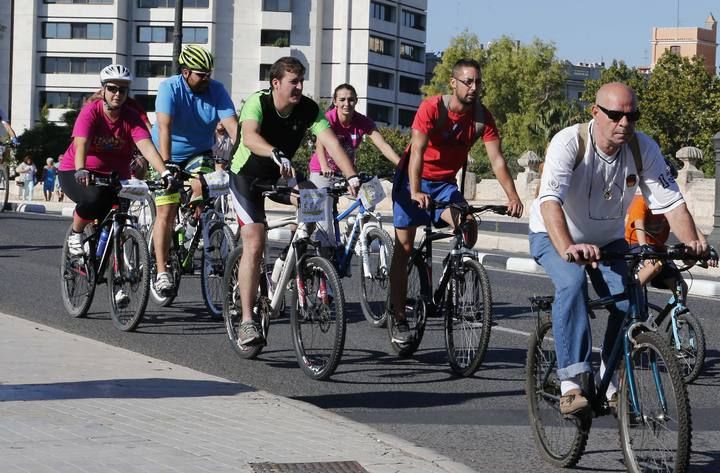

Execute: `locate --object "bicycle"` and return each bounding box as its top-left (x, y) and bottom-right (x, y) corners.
top-left (0, 140), bottom-right (17, 212)
top-left (321, 175), bottom-right (394, 327)
top-left (388, 201), bottom-right (508, 377)
top-left (222, 181), bottom-right (347, 381)
top-left (60, 174), bottom-right (151, 332)
top-left (146, 168), bottom-right (235, 318)
top-left (525, 244), bottom-right (715, 472)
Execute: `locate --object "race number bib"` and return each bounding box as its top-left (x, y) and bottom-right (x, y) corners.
top-left (298, 188), bottom-right (329, 223)
top-left (118, 179), bottom-right (149, 201)
top-left (359, 177), bottom-right (386, 208)
top-left (203, 170), bottom-right (230, 197)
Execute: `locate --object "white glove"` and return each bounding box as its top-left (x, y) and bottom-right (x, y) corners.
top-left (271, 148), bottom-right (292, 175)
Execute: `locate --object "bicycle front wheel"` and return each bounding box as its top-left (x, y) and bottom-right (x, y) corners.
top-left (359, 226), bottom-right (393, 328)
top-left (60, 226), bottom-right (96, 318)
top-left (387, 257), bottom-right (429, 358)
top-left (618, 331), bottom-right (691, 473)
top-left (445, 258), bottom-right (493, 376)
top-left (526, 318), bottom-right (589, 468)
top-left (201, 222), bottom-right (235, 318)
top-left (0, 165), bottom-right (9, 212)
top-left (108, 226), bottom-right (150, 332)
top-left (290, 256), bottom-right (346, 380)
top-left (664, 309), bottom-right (706, 384)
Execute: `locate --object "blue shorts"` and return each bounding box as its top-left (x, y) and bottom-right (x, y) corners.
top-left (392, 170), bottom-right (464, 228)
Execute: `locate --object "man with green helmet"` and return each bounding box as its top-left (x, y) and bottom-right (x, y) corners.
top-left (151, 44), bottom-right (238, 296)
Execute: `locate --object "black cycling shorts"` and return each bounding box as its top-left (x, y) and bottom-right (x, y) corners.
top-left (59, 170), bottom-right (117, 221)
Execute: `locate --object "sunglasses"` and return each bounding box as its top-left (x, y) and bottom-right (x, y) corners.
top-left (192, 70), bottom-right (212, 79)
top-left (454, 76), bottom-right (483, 89)
top-left (596, 104), bottom-right (641, 122)
top-left (105, 85), bottom-right (128, 95)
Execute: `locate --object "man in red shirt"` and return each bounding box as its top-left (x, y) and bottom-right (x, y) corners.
top-left (388, 58), bottom-right (523, 343)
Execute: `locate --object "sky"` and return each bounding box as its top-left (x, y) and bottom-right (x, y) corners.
top-left (426, 0), bottom-right (718, 68)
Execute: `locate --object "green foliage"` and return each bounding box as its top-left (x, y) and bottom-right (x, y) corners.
top-left (527, 99), bottom-right (587, 153)
top-left (421, 29), bottom-right (485, 97)
top-left (16, 110), bottom-right (73, 169)
top-left (291, 130), bottom-right (314, 177)
top-left (580, 60), bottom-right (647, 104)
top-left (355, 127), bottom-right (409, 177)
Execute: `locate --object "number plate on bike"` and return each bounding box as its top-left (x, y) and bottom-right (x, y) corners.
top-left (204, 170), bottom-right (230, 197)
top-left (359, 177), bottom-right (386, 208)
top-left (298, 188), bottom-right (329, 223)
top-left (118, 179), bottom-right (149, 201)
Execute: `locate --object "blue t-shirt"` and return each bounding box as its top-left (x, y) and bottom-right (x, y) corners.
top-left (151, 75), bottom-right (237, 162)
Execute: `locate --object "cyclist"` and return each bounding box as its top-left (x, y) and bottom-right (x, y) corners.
top-left (150, 44), bottom-right (239, 296)
top-left (0, 106), bottom-right (19, 147)
top-left (57, 64), bottom-right (176, 259)
top-left (229, 56), bottom-right (360, 345)
top-left (528, 82), bottom-right (709, 416)
top-left (388, 58), bottom-right (524, 344)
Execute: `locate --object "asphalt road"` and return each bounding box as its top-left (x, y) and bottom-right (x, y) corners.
top-left (2, 211), bottom-right (720, 472)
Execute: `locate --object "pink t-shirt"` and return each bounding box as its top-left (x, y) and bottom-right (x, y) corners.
top-left (308, 108), bottom-right (376, 173)
top-left (59, 99), bottom-right (151, 179)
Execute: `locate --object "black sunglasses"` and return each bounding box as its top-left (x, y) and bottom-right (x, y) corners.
top-left (105, 85), bottom-right (128, 95)
top-left (596, 104), bottom-right (640, 122)
top-left (453, 76), bottom-right (483, 89)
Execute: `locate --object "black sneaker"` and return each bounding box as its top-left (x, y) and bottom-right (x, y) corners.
top-left (391, 318), bottom-right (412, 344)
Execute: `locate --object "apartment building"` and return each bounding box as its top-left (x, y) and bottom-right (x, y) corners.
top-left (651, 14), bottom-right (717, 75)
top-left (3, 0), bottom-right (426, 133)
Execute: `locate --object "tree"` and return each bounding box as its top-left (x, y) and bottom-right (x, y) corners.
top-left (16, 105), bottom-right (73, 170)
top-left (580, 60), bottom-right (647, 104)
top-left (528, 99), bottom-right (586, 154)
top-left (355, 127), bottom-right (410, 177)
top-left (421, 29), bottom-right (485, 97)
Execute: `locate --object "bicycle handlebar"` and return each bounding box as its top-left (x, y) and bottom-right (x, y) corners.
top-left (565, 244), bottom-right (718, 265)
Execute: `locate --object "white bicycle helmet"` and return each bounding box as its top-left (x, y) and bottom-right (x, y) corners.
top-left (100, 64), bottom-right (132, 85)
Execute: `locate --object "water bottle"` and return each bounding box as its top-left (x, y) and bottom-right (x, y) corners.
top-left (271, 253), bottom-right (286, 287)
top-left (176, 225), bottom-right (186, 247)
top-left (96, 227), bottom-right (110, 257)
top-left (184, 221), bottom-right (196, 249)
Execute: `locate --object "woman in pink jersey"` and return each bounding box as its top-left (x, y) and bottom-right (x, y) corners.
top-left (58, 64), bottom-right (175, 257)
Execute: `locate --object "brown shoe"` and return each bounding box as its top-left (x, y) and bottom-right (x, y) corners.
top-left (560, 389), bottom-right (589, 415)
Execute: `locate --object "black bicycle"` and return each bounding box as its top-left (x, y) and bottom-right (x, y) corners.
top-left (60, 174), bottom-right (150, 331)
top-left (388, 200), bottom-right (507, 377)
top-left (0, 140), bottom-right (16, 212)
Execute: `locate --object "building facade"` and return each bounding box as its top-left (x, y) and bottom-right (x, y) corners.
top-left (651, 14), bottom-right (717, 75)
top-left (3, 0), bottom-right (426, 133)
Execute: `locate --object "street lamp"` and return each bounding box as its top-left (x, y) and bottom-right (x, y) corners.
top-left (171, 0), bottom-right (184, 73)
top-left (709, 132), bottom-right (720, 248)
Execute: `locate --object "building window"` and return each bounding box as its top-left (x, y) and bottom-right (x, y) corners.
top-left (45, 0), bottom-right (113, 4)
top-left (259, 64), bottom-right (272, 81)
top-left (43, 22), bottom-right (113, 40)
top-left (401, 10), bottom-right (425, 31)
top-left (138, 0), bottom-right (208, 7)
top-left (137, 26), bottom-right (207, 43)
top-left (40, 91), bottom-right (93, 109)
top-left (261, 30), bottom-right (290, 47)
top-left (42, 57), bottom-right (112, 74)
top-left (136, 60), bottom-right (173, 77)
top-left (398, 108), bottom-right (416, 127)
top-left (133, 94), bottom-right (157, 112)
top-left (371, 2), bottom-right (395, 22)
top-left (369, 35), bottom-right (394, 56)
top-left (262, 0), bottom-right (291, 11)
top-left (366, 103), bottom-right (392, 124)
top-left (368, 69), bottom-right (393, 89)
top-left (670, 45), bottom-right (681, 55)
top-left (400, 43), bottom-right (423, 62)
top-left (399, 76), bottom-right (422, 95)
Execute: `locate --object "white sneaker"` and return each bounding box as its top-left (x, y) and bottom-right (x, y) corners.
top-left (114, 289), bottom-right (130, 308)
top-left (67, 232), bottom-right (84, 257)
top-left (155, 272), bottom-right (175, 297)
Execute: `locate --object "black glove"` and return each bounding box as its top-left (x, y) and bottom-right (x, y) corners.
top-left (74, 168), bottom-right (90, 185)
top-left (164, 163), bottom-right (181, 176)
top-left (161, 170), bottom-right (181, 192)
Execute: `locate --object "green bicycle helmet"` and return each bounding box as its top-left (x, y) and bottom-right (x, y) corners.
top-left (178, 44), bottom-right (214, 72)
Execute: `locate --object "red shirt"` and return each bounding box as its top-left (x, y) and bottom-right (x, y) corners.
top-left (411, 95), bottom-right (500, 181)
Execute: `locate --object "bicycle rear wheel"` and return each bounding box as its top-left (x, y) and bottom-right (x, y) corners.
top-left (359, 226), bottom-right (393, 328)
top-left (445, 259), bottom-right (493, 377)
top-left (201, 222), bottom-right (235, 318)
top-left (617, 331), bottom-right (691, 473)
top-left (387, 257), bottom-right (428, 358)
top-left (663, 309), bottom-right (706, 384)
top-left (526, 318), bottom-right (589, 468)
top-left (0, 165), bottom-right (9, 211)
top-left (60, 226), bottom-right (97, 318)
top-left (223, 245), bottom-right (265, 359)
top-left (108, 227), bottom-right (150, 332)
top-left (290, 256), bottom-right (346, 380)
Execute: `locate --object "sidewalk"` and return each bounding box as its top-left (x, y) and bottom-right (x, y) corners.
top-left (0, 313), bottom-right (474, 473)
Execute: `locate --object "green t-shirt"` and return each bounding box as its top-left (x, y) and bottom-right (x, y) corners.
top-left (231, 89), bottom-right (329, 178)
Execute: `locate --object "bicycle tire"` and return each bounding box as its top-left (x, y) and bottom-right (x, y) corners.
top-left (108, 226), bottom-right (150, 332)
top-left (127, 192), bottom-right (156, 241)
top-left (201, 222), bottom-right (235, 318)
top-left (526, 318), bottom-right (589, 468)
top-left (445, 258), bottom-right (493, 377)
top-left (663, 309), bottom-right (706, 384)
top-left (60, 226), bottom-right (96, 318)
top-left (290, 256), bottom-right (346, 380)
top-left (387, 257), bottom-right (429, 358)
top-left (148, 230), bottom-right (181, 306)
top-left (223, 245), bottom-right (265, 359)
top-left (359, 226), bottom-right (394, 328)
top-left (0, 165), bottom-right (8, 212)
top-left (617, 330), bottom-right (691, 473)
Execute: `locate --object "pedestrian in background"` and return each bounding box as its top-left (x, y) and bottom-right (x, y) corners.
top-left (42, 157), bottom-right (58, 201)
top-left (55, 154), bottom-right (65, 202)
top-left (16, 155), bottom-right (37, 201)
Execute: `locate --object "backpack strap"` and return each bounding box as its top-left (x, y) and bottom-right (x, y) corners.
top-left (434, 95), bottom-right (486, 140)
top-left (574, 122), bottom-right (642, 174)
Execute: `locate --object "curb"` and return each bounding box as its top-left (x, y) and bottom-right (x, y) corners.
top-left (10, 202), bottom-right (47, 214)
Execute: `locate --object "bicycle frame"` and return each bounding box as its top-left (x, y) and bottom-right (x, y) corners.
top-left (332, 196), bottom-right (385, 278)
top-left (84, 201), bottom-right (139, 284)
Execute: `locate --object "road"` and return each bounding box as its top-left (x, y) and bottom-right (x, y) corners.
top-left (2, 211), bottom-right (719, 472)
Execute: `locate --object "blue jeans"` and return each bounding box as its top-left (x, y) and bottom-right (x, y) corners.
top-left (529, 232), bottom-right (629, 381)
